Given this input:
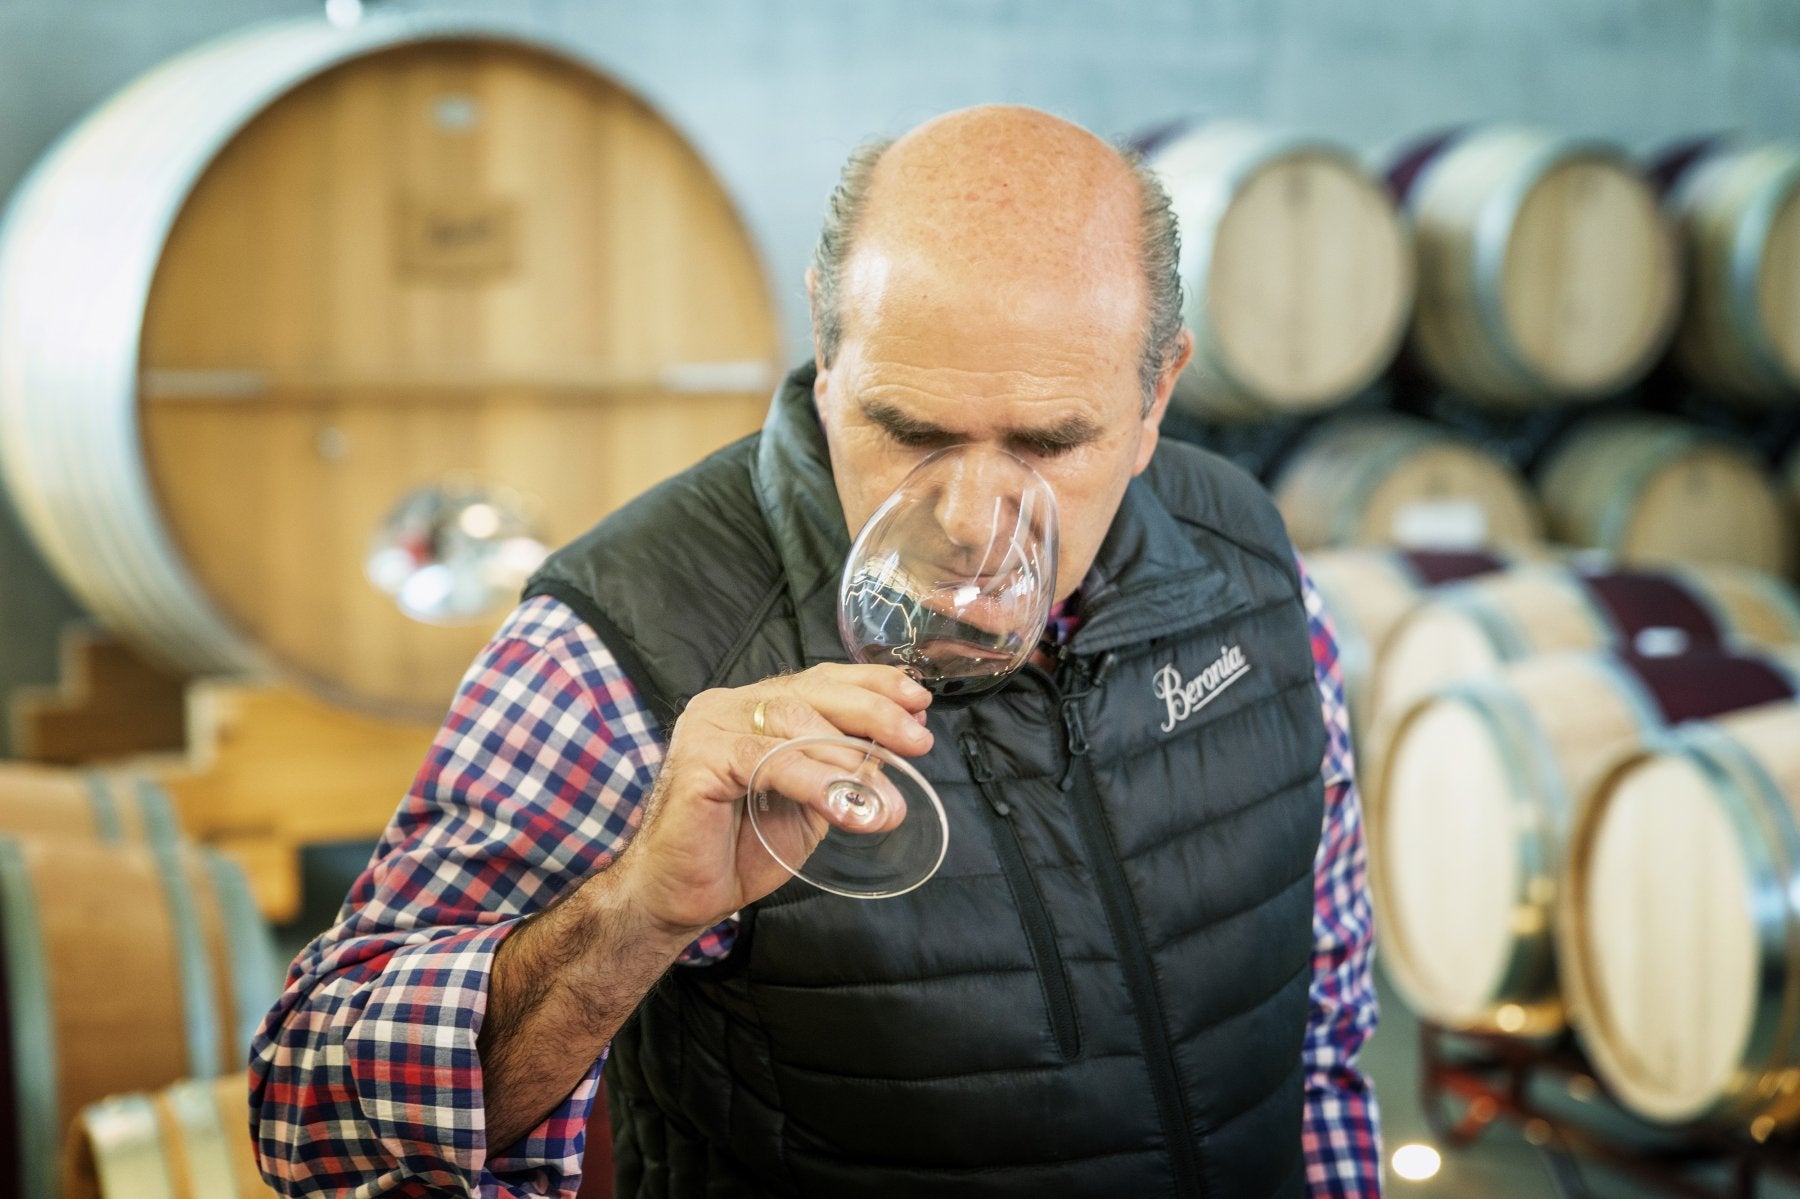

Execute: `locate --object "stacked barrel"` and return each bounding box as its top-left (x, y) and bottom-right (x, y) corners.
top-left (0, 764), bottom-right (280, 1198)
top-left (63, 1074), bottom-right (274, 1199)
top-left (1147, 116), bottom-right (1800, 1154)
top-left (0, 12), bottom-right (790, 1196)
top-left (1367, 566), bottom-right (1800, 1030)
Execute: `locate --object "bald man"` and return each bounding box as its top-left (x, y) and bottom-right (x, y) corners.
top-left (251, 106), bottom-right (1381, 1198)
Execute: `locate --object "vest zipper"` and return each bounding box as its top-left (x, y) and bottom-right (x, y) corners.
top-left (958, 731), bottom-right (1082, 1062)
top-left (1058, 687), bottom-right (1091, 791)
top-left (1058, 653), bottom-right (1206, 1197)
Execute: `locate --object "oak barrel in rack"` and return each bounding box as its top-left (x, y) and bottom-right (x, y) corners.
top-left (1560, 702), bottom-right (1800, 1131)
top-left (1302, 546), bottom-right (1528, 754)
top-left (1389, 127), bottom-right (1679, 405)
top-left (1372, 646), bottom-right (1800, 1034)
top-left (1272, 414), bottom-right (1541, 551)
top-left (1659, 140), bottom-right (1800, 403)
top-left (1145, 122), bottom-right (1412, 420)
top-left (0, 767), bottom-right (178, 847)
top-left (1371, 560), bottom-right (1800, 735)
top-left (0, 14), bottom-right (782, 718)
top-left (64, 1074), bottom-right (272, 1199)
top-left (0, 839), bottom-right (278, 1199)
top-left (1537, 414), bottom-right (1792, 576)
top-left (61, 1073), bottom-right (613, 1198)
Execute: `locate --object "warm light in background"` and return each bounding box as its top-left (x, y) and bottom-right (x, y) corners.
top-left (1391, 1143), bottom-right (1442, 1182)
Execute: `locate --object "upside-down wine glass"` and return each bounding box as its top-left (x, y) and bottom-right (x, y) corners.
top-left (745, 444), bottom-right (1059, 898)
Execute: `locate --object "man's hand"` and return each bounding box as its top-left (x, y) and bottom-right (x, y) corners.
top-left (614, 663), bottom-right (935, 935)
top-left (478, 663), bottom-right (931, 1153)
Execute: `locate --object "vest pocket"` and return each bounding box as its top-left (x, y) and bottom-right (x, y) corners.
top-left (960, 733), bottom-right (1081, 1062)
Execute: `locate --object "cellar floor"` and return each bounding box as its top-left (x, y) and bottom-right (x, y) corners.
top-left (1366, 972), bottom-right (1800, 1198)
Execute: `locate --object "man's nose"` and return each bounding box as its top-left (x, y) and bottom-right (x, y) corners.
top-left (932, 452), bottom-right (1010, 558)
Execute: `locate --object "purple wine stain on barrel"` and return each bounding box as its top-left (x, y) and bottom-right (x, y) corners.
top-left (1645, 135), bottom-right (1727, 197)
top-left (1125, 117), bottom-right (1197, 160)
top-left (1385, 128), bottom-right (1467, 206)
top-left (1613, 648), bottom-right (1796, 725)
top-left (1399, 549), bottom-right (1507, 588)
top-left (1578, 571), bottom-right (1724, 649)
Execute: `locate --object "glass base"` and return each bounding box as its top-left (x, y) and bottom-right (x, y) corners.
top-left (747, 735), bottom-right (948, 899)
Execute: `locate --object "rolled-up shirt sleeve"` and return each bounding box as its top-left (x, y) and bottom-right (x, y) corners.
top-left (249, 594), bottom-right (668, 1197)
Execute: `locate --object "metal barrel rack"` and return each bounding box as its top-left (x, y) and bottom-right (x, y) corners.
top-left (1421, 1022), bottom-right (1800, 1199)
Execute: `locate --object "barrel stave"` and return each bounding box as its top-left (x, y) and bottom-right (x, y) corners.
top-left (1150, 121), bottom-right (1411, 420)
top-left (1401, 127), bottom-right (1679, 405)
top-left (1273, 414), bottom-right (1540, 551)
top-left (1374, 654), bottom-right (1648, 1028)
top-left (1561, 704), bottom-right (1800, 1128)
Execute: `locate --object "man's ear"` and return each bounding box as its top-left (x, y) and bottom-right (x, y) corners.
top-left (1132, 328), bottom-right (1193, 475)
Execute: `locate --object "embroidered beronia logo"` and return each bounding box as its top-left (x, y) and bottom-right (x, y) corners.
top-left (1153, 646), bottom-right (1251, 733)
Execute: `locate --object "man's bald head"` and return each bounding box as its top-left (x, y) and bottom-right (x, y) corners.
top-left (808, 105), bottom-right (1184, 411)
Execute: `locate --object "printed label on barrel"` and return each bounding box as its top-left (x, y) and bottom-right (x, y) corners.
top-left (1579, 572), bottom-right (1725, 652)
top-left (1397, 548), bottom-right (1508, 588)
top-left (1613, 648), bottom-right (1796, 725)
top-left (1392, 500), bottom-right (1488, 550)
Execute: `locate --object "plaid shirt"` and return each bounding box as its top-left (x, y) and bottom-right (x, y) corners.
top-left (250, 556), bottom-right (1381, 1197)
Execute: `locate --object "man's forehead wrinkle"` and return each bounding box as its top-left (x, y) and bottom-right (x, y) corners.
top-left (859, 386), bottom-right (1099, 418)
top-left (857, 354), bottom-right (1101, 388)
top-left (854, 371), bottom-right (1106, 418)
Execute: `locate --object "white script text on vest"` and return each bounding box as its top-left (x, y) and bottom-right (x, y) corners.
top-left (1153, 647), bottom-right (1250, 733)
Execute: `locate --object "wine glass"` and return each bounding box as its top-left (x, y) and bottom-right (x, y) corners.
top-left (746, 444), bottom-right (1059, 898)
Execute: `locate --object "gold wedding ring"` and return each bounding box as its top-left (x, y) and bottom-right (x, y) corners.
top-left (752, 699), bottom-right (768, 737)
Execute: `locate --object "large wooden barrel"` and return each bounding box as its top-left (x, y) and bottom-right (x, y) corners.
top-left (1304, 546), bottom-right (1528, 755)
top-left (1560, 702), bottom-right (1800, 1130)
top-left (0, 13), bottom-right (781, 719)
top-left (1372, 647), bottom-right (1800, 1033)
top-left (0, 767), bottom-right (178, 846)
top-left (1537, 414), bottom-right (1793, 575)
top-left (1144, 121), bottom-right (1412, 420)
top-left (63, 1074), bottom-right (271, 1199)
top-left (0, 840), bottom-right (278, 1199)
top-left (1658, 140), bottom-right (1800, 403)
top-left (1388, 127), bottom-right (1679, 405)
top-left (1372, 560), bottom-right (1800, 734)
top-left (1272, 414), bottom-right (1541, 551)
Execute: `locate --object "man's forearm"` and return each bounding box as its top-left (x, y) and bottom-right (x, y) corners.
top-left (474, 661), bottom-right (934, 1152)
top-left (477, 861), bottom-right (701, 1152)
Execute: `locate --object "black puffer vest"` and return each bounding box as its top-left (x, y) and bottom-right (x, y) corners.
top-left (525, 366), bottom-right (1326, 1199)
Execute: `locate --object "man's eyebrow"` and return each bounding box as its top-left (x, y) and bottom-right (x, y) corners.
top-left (1007, 415), bottom-right (1104, 453)
top-left (861, 397), bottom-right (1103, 453)
top-left (860, 398), bottom-right (959, 443)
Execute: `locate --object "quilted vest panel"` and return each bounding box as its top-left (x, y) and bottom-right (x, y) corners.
top-left (526, 366), bottom-right (1325, 1199)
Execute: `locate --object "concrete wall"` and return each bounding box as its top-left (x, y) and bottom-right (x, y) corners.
top-left (0, 0), bottom-right (1796, 745)
top-left (5, 0), bottom-right (1799, 383)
